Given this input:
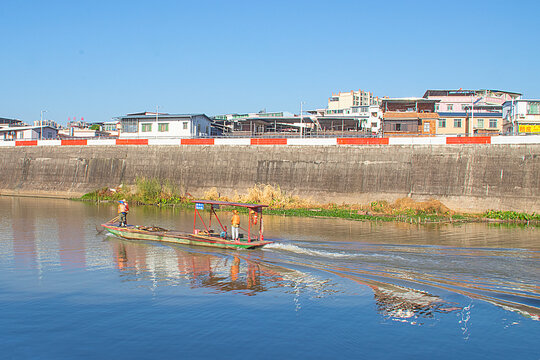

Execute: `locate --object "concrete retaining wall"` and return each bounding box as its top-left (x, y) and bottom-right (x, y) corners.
top-left (0, 144), bottom-right (539, 213)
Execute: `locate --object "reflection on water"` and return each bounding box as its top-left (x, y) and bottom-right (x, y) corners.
top-left (0, 196), bottom-right (539, 358)
top-left (110, 239), bottom-right (338, 302)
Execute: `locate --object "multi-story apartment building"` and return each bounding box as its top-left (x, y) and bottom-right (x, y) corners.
top-left (320, 90), bottom-right (381, 133)
top-left (327, 89), bottom-right (378, 114)
top-left (423, 89), bottom-right (521, 135)
top-left (502, 99), bottom-right (540, 134)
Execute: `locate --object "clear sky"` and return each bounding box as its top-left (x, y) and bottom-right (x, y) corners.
top-left (1, 0), bottom-right (539, 125)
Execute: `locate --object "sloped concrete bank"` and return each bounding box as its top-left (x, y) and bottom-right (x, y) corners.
top-left (0, 144), bottom-right (538, 213)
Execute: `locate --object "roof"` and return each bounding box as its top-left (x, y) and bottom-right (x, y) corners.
top-left (0, 125), bottom-right (58, 132)
top-left (502, 99), bottom-right (540, 105)
top-left (193, 200), bottom-right (268, 209)
top-left (423, 89), bottom-right (522, 98)
top-left (117, 113), bottom-right (211, 120)
top-left (0, 117), bottom-right (23, 124)
top-left (382, 97), bottom-right (439, 103)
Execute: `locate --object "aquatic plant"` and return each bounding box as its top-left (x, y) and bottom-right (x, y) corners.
top-left (484, 210), bottom-right (539, 221)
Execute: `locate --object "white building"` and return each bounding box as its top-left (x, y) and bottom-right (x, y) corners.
top-left (0, 125), bottom-right (58, 140)
top-left (502, 99), bottom-right (540, 134)
top-left (308, 89), bottom-right (382, 134)
top-left (102, 121), bottom-right (120, 136)
top-left (117, 112), bottom-right (215, 138)
top-left (327, 89), bottom-right (379, 113)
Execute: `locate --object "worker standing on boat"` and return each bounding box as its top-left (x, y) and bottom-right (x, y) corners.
top-left (231, 210), bottom-right (240, 241)
top-left (118, 199), bottom-right (129, 227)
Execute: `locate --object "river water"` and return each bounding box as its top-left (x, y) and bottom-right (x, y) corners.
top-left (0, 196), bottom-right (538, 359)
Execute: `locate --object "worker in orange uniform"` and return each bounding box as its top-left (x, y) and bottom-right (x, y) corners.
top-left (231, 210), bottom-right (240, 241)
top-left (118, 199), bottom-right (129, 227)
top-left (250, 210), bottom-right (258, 225)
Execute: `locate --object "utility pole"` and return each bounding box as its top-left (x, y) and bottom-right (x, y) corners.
top-left (40, 110), bottom-right (46, 140)
top-left (300, 101), bottom-right (305, 138)
top-left (471, 93), bottom-right (474, 136)
top-left (511, 98), bottom-right (515, 135)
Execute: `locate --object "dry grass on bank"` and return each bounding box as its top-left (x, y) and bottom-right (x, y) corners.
top-left (203, 185), bottom-right (453, 216)
top-left (204, 185), bottom-right (314, 209)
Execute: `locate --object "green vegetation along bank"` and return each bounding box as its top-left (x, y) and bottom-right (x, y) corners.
top-left (80, 179), bottom-right (540, 226)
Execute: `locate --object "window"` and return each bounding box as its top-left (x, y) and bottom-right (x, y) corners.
top-left (395, 124), bottom-right (401, 131)
top-left (454, 119), bottom-right (462, 128)
top-left (183, 122), bottom-right (188, 130)
top-left (141, 123), bottom-right (152, 132)
top-left (439, 119), bottom-right (446, 128)
top-left (158, 123), bottom-right (169, 132)
top-left (435, 104), bottom-right (439, 111)
top-left (489, 119), bottom-right (497, 128)
top-left (447, 104), bottom-right (454, 111)
top-left (477, 119), bottom-right (484, 128)
top-left (121, 118), bottom-right (138, 133)
top-left (423, 122), bottom-right (430, 133)
top-left (528, 102), bottom-right (540, 114)
top-left (461, 104), bottom-right (469, 111)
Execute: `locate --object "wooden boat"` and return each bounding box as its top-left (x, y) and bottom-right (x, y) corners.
top-left (101, 200), bottom-right (273, 249)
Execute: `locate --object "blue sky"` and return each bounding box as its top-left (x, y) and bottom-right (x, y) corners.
top-left (1, 0), bottom-right (539, 125)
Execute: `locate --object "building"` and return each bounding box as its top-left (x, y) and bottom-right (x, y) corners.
top-left (381, 98), bottom-right (439, 136)
top-left (322, 90), bottom-right (381, 133)
top-left (435, 112), bottom-right (503, 135)
top-left (308, 105), bottom-right (382, 134)
top-left (502, 99), bottom-right (540, 134)
top-left (101, 120), bottom-right (121, 137)
top-left (0, 117), bottom-right (25, 128)
top-left (57, 120), bottom-right (110, 138)
top-left (423, 89), bottom-right (521, 135)
top-left (34, 120), bottom-right (60, 129)
top-left (117, 112), bottom-right (216, 138)
top-left (0, 125), bottom-right (58, 140)
top-left (214, 111), bottom-right (308, 135)
top-left (1, 118), bottom-right (59, 140)
top-left (327, 89), bottom-right (379, 113)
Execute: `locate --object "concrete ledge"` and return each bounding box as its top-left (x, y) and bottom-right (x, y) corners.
top-left (215, 138), bottom-right (251, 145)
top-left (88, 139), bottom-right (116, 146)
top-left (491, 135), bottom-right (540, 144)
top-left (287, 138), bottom-right (337, 146)
top-left (2, 135), bottom-right (540, 147)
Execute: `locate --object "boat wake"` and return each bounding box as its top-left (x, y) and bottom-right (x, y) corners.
top-left (261, 241), bottom-right (540, 322)
top-left (263, 242), bottom-right (404, 260)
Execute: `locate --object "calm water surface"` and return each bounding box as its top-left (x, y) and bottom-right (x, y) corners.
top-left (0, 197), bottom-right (539, 359)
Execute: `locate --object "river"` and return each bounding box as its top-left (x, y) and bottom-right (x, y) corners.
top-left (0, 196), bottom-right (538, 359)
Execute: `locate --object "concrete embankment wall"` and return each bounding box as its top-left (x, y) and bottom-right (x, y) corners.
top-left (0, 144), bottom-right (539, 213)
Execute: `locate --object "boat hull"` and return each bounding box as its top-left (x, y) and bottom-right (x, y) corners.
top-left (102, 224), bottom-right (272, 249)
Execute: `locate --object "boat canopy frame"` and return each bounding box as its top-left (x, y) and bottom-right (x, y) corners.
top-left (191, 200), bottom-right (268, 243)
